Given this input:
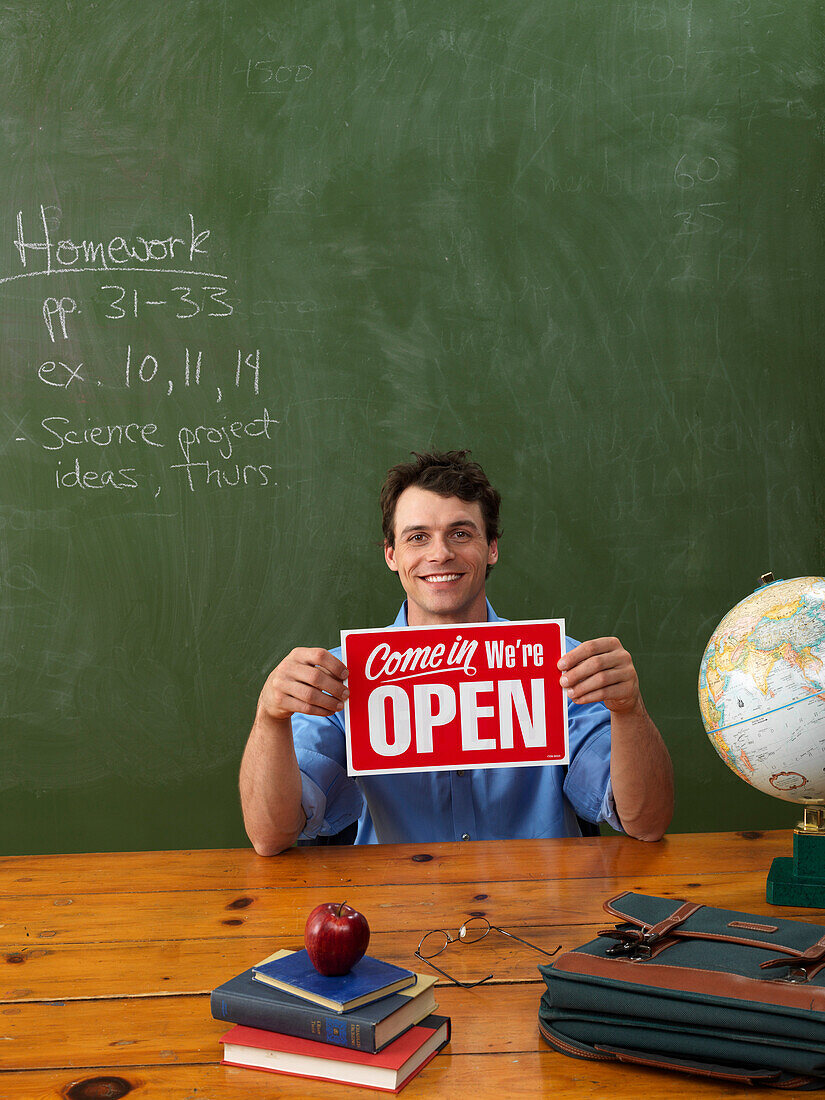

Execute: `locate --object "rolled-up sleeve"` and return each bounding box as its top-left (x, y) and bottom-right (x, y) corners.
top-left (559, 634), bottom-right (623, 833)
top-left (597, 778), bottom-right (623, 833)
top-left (291, 711), bottom-right (364, 839)
top-left (562, 690), bottom-right (623, 833)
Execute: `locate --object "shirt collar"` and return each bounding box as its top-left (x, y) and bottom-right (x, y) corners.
top-left (393, 598), bottom-right (502, 627)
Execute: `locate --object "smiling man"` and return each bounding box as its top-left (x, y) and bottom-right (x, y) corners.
top-left (385, 484), bottom-right (497, 625)
top-left (240, 451), bottom-right (674, 854)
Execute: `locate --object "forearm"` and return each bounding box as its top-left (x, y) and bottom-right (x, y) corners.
top-left (240, 710), bottom-right (307, 856)
top-left (609, 698), bottom-right (674, 842)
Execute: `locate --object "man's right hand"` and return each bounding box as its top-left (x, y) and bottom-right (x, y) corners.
top-left (258, 648), bottom-right (349, 723)
top-left (242, 648), bottom-right (348, 855)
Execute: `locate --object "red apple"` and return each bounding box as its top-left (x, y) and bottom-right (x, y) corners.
top-left (304, 901), bottom-right (370, 976)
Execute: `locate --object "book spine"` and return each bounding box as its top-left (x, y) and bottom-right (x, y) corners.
top-left (210, 990), bottom-right (377, 1053)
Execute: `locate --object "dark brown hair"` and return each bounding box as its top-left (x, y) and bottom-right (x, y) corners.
top-left (380, 450), bottom-right (502, 548)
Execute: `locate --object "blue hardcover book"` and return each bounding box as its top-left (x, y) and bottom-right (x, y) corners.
top-left (253, 949), bottom-right (416, 1012)
top-left (211, 962), bottom-right (438, 1053)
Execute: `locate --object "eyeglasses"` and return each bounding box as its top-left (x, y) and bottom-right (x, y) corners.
top-left (415, 916), bottom-right (560, 988)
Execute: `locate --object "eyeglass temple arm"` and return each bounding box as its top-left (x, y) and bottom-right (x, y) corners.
top-left (492, 926), bottom-right (560, 957)
top-left (414, 951), bottom-right (493, 988)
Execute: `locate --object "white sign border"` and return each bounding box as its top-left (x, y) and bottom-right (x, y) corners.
top-left (340, 618), bottom-right (569, 777)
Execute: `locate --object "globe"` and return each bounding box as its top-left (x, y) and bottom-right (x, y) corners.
top-left (699, 576), bottom-right (825, 804)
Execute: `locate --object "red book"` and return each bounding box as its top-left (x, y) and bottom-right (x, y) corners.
top-left (220, 1013), bottom-right (450, 1093)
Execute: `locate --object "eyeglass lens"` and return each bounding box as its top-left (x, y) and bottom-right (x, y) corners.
top-left (458, 917), bottom-right (492, 943)
top-left (417, 929), bottom-right (452, 959)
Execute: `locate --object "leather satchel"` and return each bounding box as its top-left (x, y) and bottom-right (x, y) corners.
top-left (538, 891), bottom-right (825, 1089)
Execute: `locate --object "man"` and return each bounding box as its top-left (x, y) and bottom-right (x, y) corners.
top-left (240, 451), bottom-right (673, 855)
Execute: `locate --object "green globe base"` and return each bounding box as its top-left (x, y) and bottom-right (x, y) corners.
top-left (767, 832), bottom-right (825, 908)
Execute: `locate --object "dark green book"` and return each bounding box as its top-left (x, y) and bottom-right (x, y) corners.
top-left (211, 957), bottom-right (437, 1054)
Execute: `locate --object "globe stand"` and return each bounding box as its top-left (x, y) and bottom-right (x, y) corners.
top-left (767, 805), bottom-right (825, 908)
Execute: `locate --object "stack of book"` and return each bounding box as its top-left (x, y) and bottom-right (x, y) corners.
top-left (212, 948), bottom-right (450, 1092)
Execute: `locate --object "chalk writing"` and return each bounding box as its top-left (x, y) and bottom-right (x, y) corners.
top-left (54, 461), bottom-right (139, 491)
top-left (14, 207), bottom-right (213, 277)
top-left (170, 460), bottom-right (274, 491)
top-left (176, 410), bottom-right (276, 462)
top-left (28, 407), bottom-right (278, 495)
top-left (7, 206), bottom-right (233, 343)
top-left (245, 60), bottom-right (314, 92)
top-left (34, 344), bottom-right (263, 404)
top-left (673, 202), bottom-right (727, 235)
top-left (123, 346), bottom-right (260, 400)
top-left (42, 296), bottom-right (77, 341)
top-left (11, 200), bottom-right (277, 500)
top-left (673, 154), bottom-right (721, 190)
top-left (38, 360), bottom-right (85, 388)
top-left (170, 408), bottom-right (278, 492)
top-left (99, 284), bottom-right (233, 321)
top-left (39, 417), bottom-right (163, 451)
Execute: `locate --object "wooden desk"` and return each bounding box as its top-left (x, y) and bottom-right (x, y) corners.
top-left (0, 830), bottom-right (817, 1098)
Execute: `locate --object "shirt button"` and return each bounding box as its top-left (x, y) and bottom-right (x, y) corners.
top-left (461, 833), bottom-right (471, 841)
top-left (456, 770), bottom-right (464, 777)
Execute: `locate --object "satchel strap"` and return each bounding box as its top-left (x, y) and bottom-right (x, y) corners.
top-left (646, 900), bottom-right (704, 939)
top-left (602, 892), bottom-right (825, 965)
top-left (599, 900), bottom-right (703, 959)
top-left (760, 932), bottom-right (825, 981)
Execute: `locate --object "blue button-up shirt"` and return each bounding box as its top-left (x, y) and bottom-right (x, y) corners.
top-left (294, 601), bottom-right (620, 843)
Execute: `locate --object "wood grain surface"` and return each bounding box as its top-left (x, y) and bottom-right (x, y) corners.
top-left (1, 830), bottom-right (817, 1097)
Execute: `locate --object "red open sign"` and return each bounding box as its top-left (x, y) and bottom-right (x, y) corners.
top-left (341, 620), bottom-right (568, 776)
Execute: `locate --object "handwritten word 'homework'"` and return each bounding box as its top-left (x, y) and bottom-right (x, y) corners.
top-left (13, 207), bottom-right (213, 277)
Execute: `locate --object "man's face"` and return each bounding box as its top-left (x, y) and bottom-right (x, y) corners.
top-left (384, 486), bottom-right (498, 626)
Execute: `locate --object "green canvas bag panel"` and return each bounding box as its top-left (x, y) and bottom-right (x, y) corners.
top-left (539, 892), bottom-right (825, 1089)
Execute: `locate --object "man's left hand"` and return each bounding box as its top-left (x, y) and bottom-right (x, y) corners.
top-left (557, 637), bottom-right (642, 714)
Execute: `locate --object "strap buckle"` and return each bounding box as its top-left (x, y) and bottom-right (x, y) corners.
top-left (760, 935), bottom-right (825, 983)
top-left (598, 926), bottom-right (657, 960)
top-left (763, 961), bottom-right (816, 984)
top-left (598, 902), bottom-right (704, 961)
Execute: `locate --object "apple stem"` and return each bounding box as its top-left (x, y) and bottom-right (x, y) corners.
top-left (337, 901), bottom-right (346, 917)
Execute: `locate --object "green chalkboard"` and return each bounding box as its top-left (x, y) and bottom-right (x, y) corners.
top-left (1, 1), bottom-right (823, 854)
